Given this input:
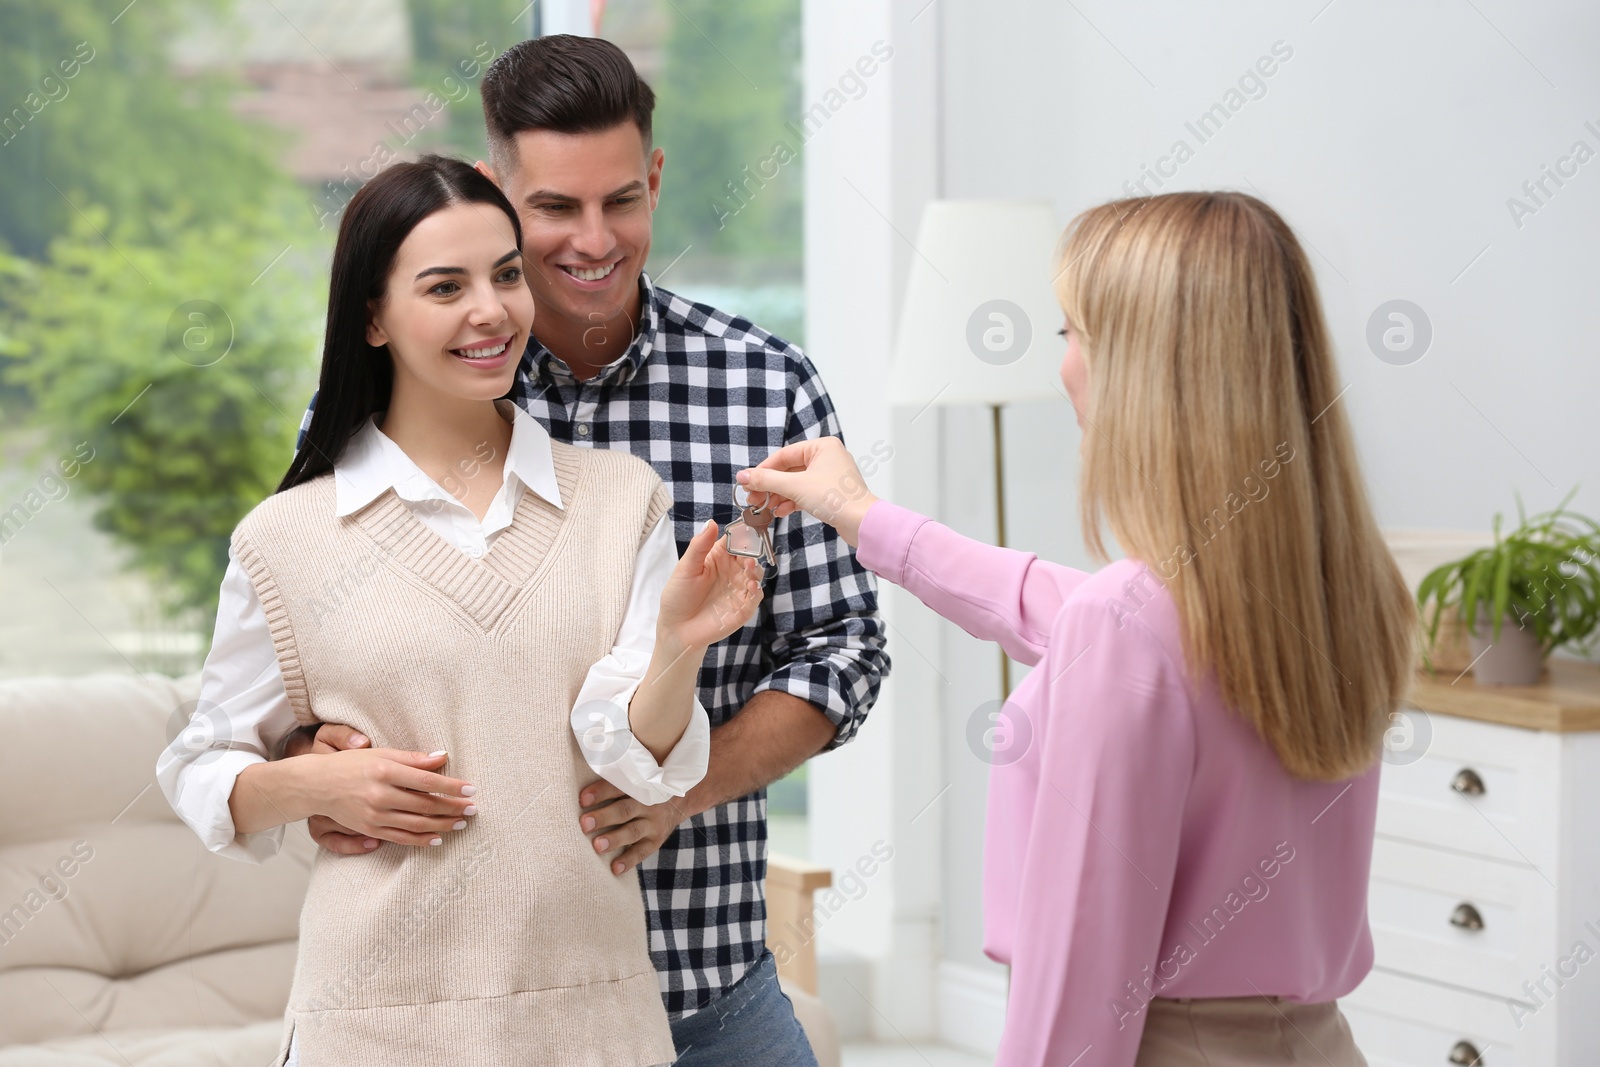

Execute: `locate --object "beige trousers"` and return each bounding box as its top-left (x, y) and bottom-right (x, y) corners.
top-left (1134, 996), bottom-right (1368, 1066)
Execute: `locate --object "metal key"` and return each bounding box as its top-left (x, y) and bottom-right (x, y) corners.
top-left (724, 487), bottom-right (777, 574)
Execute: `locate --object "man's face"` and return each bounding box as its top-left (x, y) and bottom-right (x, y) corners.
top-left (486, 122), bottom-right (664, 336)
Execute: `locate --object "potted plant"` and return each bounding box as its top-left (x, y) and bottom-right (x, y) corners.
top-left (1416, 492), bottom-right (1600, 685)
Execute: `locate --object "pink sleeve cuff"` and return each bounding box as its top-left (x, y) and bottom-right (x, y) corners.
top-left (854, 500), bottom-right (931, 586)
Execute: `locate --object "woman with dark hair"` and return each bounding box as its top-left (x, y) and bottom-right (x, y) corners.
top-left (156, 155), bottom-right (761, 1066)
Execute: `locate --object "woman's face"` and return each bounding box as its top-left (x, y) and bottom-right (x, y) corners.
top-left (367, 202), bottom-right (533, 401)
top-left (1059, 316), bottom-right (1088, 431)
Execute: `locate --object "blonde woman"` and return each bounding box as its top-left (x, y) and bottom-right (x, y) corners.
top-left (739, 192), bottom-right (1414, 1065)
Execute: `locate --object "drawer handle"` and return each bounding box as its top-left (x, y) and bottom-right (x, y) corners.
top-left (1449, 903), bottom-right (1485, 931)
top-left (1449, 1040), bottom-right (1484, 1065)
top-left (1451, 768), bottom-right (1486, 796)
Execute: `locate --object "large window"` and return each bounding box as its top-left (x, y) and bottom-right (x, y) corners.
top-left (1, 0), bottom-right (809, 849)
top-left (606, 0), bottom-right (804, 346)
top-left (604, 0), bottom-right (809, 855)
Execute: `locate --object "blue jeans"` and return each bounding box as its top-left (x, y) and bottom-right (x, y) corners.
top-left (669, 949), bottom-right (819, 1066)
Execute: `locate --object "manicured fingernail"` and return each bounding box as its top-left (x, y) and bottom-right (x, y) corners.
top-left (736, 470), bottom-right (750, 483)
top-left (428, 750), bottom-right (446, 757)
top-left (463, 805), bottom-right (477, 816)
top-left (363, 839), bottom-right (378, 849)
top-left (461, 785), bottom-right (477, 796)
top-left (613, 862), bottom-right (625, 874)
top-left (582, 816), bottom-right (594, 830)
top-left (452, 820), bottom-right (467, 830)
top-left (596, 838), bottom-right (609, 851)
top-left (353, 734), bottom-right (368, 746)
top-left (429, 837), bottom-right (443, 846)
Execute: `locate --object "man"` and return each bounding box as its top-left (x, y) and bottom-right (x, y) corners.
top-left (283, 34), bottom-right (887, 1064)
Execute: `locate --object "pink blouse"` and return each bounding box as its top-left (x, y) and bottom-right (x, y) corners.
top-left (855, 500), bottom-right (1379, 1067)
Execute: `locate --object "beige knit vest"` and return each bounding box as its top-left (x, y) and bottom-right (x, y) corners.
top-left (230, 441), bottom-right (678, 1067)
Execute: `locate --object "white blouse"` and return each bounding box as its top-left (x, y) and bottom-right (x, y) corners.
top-left (156, 399), bottom-right (709, 863)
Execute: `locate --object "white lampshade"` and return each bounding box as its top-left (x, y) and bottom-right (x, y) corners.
top-left (889, 200), bottom-right (1066, 409)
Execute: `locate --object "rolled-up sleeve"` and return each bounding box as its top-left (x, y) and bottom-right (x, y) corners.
top-left (749, 352), bottom-right (890, 749)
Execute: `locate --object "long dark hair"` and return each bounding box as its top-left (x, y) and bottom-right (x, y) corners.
top-left (276, 155), bottom-right (523, 493)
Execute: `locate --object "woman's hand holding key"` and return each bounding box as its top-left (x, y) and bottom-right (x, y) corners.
top-left (657, 518), bottom-right (764, 651)
top-left (621, 519), bottom-right (764, 771)
top-left (736, 436), bottom-right (879, 548)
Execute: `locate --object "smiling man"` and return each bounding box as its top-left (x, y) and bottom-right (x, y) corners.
top-left (286, 34), bottom-right (887, 1066)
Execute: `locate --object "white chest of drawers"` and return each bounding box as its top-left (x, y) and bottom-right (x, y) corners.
top-left (1342, 660), bottom-right (1600, 1067)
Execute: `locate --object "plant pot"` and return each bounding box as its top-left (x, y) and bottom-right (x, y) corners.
top-left (1423, 603), bottom-right (1476, 675)
top-left (1466, 609), bottom-right (1545, 686)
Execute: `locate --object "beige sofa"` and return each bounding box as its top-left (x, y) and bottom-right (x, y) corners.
top-left (0, 672), bottom-right (838, 1065)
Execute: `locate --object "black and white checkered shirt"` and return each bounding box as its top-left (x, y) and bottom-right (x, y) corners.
top-left (296, 273), bottom-right (888, 1017)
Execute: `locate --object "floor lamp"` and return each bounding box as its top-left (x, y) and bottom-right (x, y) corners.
top-left (888, 200), bottom-right (1064, 697)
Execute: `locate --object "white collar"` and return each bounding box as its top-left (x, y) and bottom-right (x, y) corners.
top-left (333, 399), bottom-right (563, 517)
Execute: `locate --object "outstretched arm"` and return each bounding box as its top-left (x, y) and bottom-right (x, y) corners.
top-left (739, 437), bottom-right (1095, 666)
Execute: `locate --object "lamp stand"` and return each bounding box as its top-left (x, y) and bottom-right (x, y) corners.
top-left (992, 403), bottom-right (1012, 699)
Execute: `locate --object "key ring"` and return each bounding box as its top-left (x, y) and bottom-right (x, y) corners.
top-left (725, 481), bottom-right (778, 577)
top-left (734, 483), bottom-right (771, 513)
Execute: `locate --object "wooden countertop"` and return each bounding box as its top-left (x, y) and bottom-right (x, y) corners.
top-left (1409, 657), bottom-right (1600, 731)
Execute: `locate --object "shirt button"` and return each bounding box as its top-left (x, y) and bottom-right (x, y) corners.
top-left (465, 543), bottom-right (485, 559)
top-left (577, 425), bottom-right (590, 437)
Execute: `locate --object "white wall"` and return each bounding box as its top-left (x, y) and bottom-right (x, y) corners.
top-left (940, 0), bottom-right (1600, 527)
top-left (801, 0), bottom-right (946, 1041)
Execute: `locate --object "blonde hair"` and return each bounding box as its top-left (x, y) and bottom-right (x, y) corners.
top-left (1054, 192), bottom-right (1415, 781)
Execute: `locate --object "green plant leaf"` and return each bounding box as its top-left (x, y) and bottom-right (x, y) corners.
top-left (1422, 490), bottom-right (1600, 658)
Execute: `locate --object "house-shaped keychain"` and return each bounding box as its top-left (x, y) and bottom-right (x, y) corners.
top-left (723, 486), bottom-right (777, 575)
